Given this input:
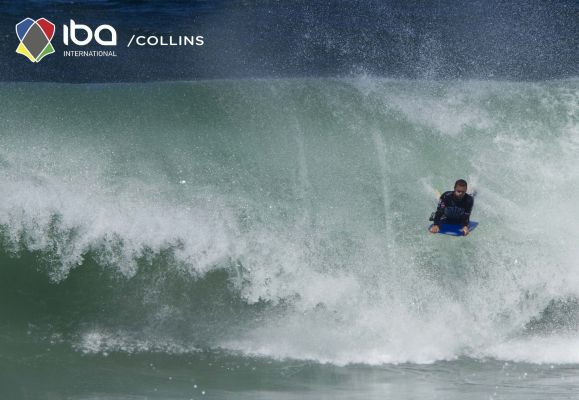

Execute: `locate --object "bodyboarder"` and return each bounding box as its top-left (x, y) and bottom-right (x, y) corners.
top-left (429, 179), bottom-right (474, 236)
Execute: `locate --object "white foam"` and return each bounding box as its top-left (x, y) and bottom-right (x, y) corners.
top-left (76, 329), bottom-right (200, 355)
top-left (0, 173), bottom-right (240, 280)
top-left (482, 336), bottom-right (579, 364)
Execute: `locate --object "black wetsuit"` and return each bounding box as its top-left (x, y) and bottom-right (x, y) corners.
top-left (432, 191), bottom-right (474, 227)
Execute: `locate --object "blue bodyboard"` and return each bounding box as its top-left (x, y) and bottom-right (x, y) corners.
top-left (428, 221), bottom-right (478, 236)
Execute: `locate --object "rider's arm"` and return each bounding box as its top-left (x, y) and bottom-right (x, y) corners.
top-left (461, 196), bottom-right (474, 226)
top-left (432, 193), bottom-right (447, 226)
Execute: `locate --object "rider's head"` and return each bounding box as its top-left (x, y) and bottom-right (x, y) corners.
top-left (454, 179), bottom-right (467, 199)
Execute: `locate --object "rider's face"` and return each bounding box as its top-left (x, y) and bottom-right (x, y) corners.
top-left (454, 186), bottom-right (466, 199)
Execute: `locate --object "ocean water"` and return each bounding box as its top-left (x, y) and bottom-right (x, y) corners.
top-left (2, 0), bottom-right (578, 82)
top-left (1, 77), bottom-right (579, 399)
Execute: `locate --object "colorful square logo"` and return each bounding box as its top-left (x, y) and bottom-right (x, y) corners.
top-left (16, 18), bottom-right (55, 62)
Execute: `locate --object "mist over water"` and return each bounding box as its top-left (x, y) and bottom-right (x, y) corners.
top-left (0, 78), bottom-right (578, 370)
top-left (2, 0), bottom-right (578, 82)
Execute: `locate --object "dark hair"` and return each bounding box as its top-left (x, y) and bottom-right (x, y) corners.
top-left (454, 179), bottom-right (468, 189)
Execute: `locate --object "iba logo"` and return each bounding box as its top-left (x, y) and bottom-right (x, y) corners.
top-left (16, 18), bottom-right (55, 62)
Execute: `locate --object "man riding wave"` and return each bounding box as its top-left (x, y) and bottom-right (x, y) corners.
top-left (429, 179), bottom-right (474, 236)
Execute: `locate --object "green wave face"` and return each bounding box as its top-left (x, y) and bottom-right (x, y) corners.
top-left (0, 78), bottom-right (578, 366)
